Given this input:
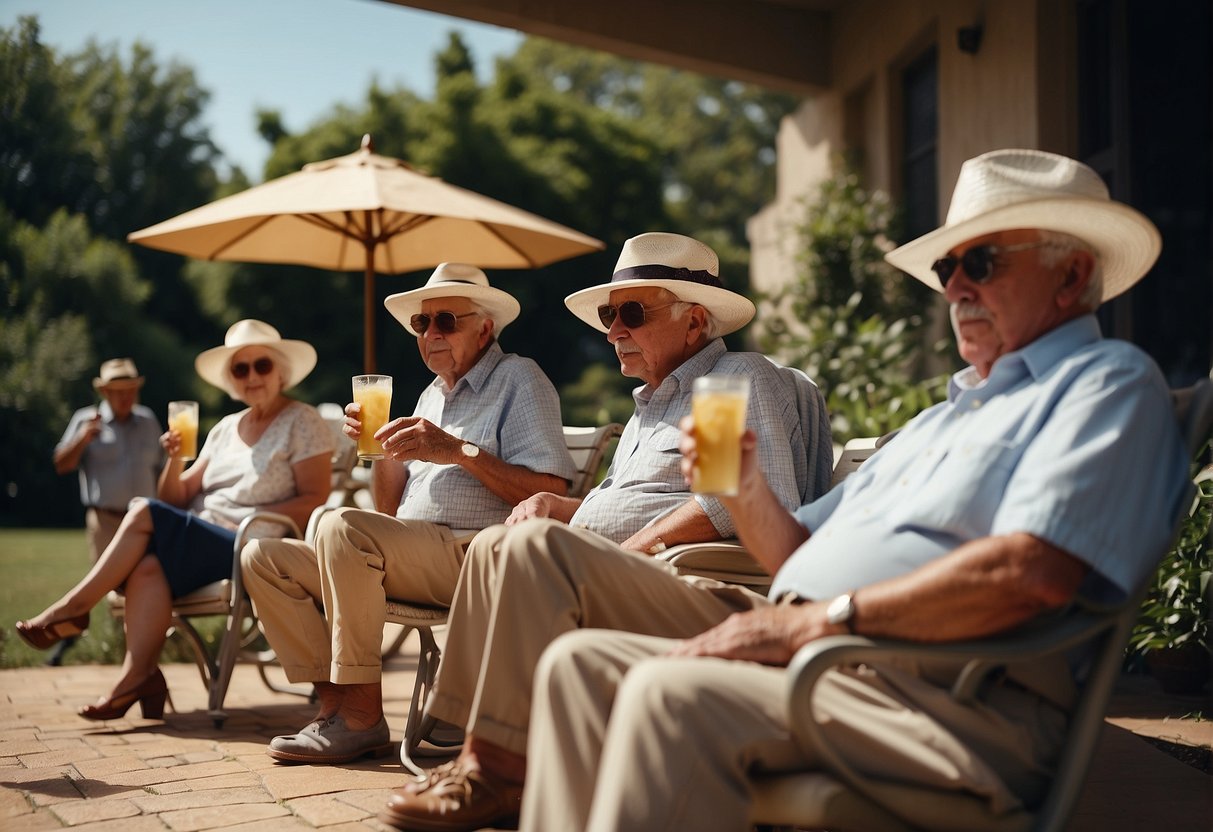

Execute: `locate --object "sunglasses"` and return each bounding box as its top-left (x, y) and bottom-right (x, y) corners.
top-left (231, 357), bottom-right (274, 379)
top-left (411, 311), bottom-right (477, 335)
top-left (931, 241), bottom-right (1053, 287)
top-left (597, 300), bottom-right (679, 329)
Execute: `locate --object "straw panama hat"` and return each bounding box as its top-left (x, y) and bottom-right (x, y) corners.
top-left (564, 232), bottom-right (756, 335)
top-left (384, 263), bottom-right (521, 336)
top-left (885, 148), bottom-right (1161, 302)
top-left (195, 319), bottom-right (318, 397)
top-left (93, 358), bottom-right (145, 391)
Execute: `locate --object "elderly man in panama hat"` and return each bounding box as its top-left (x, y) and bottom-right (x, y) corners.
top-left (493, 149), bottom-right (1193, 832)
top-left (379, 232), bottom-right (833, 831)
top-left (51, 359), bottom-right (164, 664)
top-left (241, 263), bottom-right (577, 764)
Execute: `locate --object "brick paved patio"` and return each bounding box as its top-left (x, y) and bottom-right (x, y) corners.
top-left (1, 633), bottom-right (1208, 831)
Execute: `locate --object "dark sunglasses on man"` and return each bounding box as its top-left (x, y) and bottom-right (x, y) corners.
top-left (411, 311), bottom-right (477, 335)
top-left (231, 357), bottom-right (274, 379)
top-left (931, 241), bottom-right (1054, 287)
top-left (597, 300), bottom-right (680, 330)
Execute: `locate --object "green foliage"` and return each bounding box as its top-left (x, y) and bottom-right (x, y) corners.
top-left (757, 168), bottom-right (952, 442)
top-left (559, 363), bottom-right (637, 428)
top-left (1131, 456), bottom-right (1213, 655)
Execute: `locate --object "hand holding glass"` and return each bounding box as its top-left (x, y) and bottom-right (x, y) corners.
top-left (691, 375), bottom-right (749, 496)
top-left (167, 400), bottom-right (199, 462)
top-left (352, 375), bottom-right (392, 460)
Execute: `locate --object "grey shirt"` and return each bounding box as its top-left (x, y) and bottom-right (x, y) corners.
top-left (57, 401), bottom-right (163, 511)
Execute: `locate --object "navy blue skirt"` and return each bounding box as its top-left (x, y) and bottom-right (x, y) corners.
top-left (145, 499), bottom-right (237, 598)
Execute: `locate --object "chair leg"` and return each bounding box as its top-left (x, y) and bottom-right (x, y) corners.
top-left (207, 593), bottom-right (252, 729)
top-left (400, 626), bottom-right (445, 775)
top-left (168, 615), bottom-right (216, 691)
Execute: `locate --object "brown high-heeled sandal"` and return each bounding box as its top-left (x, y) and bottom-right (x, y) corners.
top-left (14, 612), bottom-right (90, 650)
top-left (78, 669), bottom-right (173, 721)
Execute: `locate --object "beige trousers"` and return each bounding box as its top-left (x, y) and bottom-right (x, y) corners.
top-left (85, 507), bottom-right (125, 562)
top-left (523, 630), bottom-right (1069, 832)
top-left (425, 519), bottom-right (766, 754)
top-left (240, 507), bottom-right (466, 685)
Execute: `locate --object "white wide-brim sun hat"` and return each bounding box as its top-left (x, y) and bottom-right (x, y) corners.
top-left (93, 357), bottom-right (145, 391)
top-left (885, 148), bottom-right (1161, 302)
top-left (195, 319), bottom-right (318, 397)
top-left (564, 232), bottom-right (756, 335)
top-left (384, 263), bottom-right (521, 336)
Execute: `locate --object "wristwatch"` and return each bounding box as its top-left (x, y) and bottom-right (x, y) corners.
top-left (460, 442), bottom-right (480, 459)
top-left (826, 591), bottom-right (857, 632)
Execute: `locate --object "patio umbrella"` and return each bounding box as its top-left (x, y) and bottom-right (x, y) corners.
top-left (128, 135), bottom-right (604, 372)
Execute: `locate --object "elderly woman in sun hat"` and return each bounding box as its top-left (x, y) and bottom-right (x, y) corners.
top-left (15, 320), bottom-right (333, 722)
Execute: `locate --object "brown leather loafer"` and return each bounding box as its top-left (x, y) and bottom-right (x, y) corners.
top-left (378, 759), bottom-right (522, 831)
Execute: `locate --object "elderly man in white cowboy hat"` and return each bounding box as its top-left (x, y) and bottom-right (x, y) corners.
top-left (49, 358), bottom-right (165, 665)
top-left (56, 359), bottom-right (164, 565)
top-left (498, 149), bottom-right (1194, 832)
top-left (379, 232), bottom-right (833, 832)
top-left (241, 263), bottom-right (576, 765)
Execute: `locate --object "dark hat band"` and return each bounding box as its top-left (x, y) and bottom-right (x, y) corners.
top-left (612, 264), bottom-right (723, 288)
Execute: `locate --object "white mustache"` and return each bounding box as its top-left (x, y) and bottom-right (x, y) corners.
top-left (950, 303), bottom-right (994, 325)
top-left (616, 344), bottom-right (641, 356)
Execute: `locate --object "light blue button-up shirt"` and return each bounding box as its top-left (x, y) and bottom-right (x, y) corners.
top-left (57, 402), bottom-right (163, 511)
top-left (770, 315), bottom-right (1189, 605)
top-left (397, 341), bottom-right (577, 530)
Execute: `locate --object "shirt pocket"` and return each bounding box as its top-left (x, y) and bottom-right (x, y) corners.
top-left (891, 440), bottom-right (1019, 541)
top-left (647, 421), bottom-right (683, 455)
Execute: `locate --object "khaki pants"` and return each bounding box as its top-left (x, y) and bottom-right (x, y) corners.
top-left (523, 630), bottom-right (1070, 832)
top-left (240, 507), bottom-right (466, 685)
top-left (425, 519), bottom-right (766, 754)
top-left (85, 507), bottom-right (125, 562)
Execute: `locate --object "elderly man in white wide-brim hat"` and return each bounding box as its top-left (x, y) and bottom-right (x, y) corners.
top-left (55, 359), bottom-right (165, 574)
top-left (381, 232), bottom-right (835, 832)
top-left (498, 149), bottom-right (1193, 832)
top-left (242, 263), bottom-right (576, 765)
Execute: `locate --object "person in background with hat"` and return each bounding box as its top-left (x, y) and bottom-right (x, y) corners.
top-left (49, 358), bottom-right (164, 665)
top-left (16, 320), bottom-right (332, 722)
top-left (241, 264), bottom-right (576, 765)
top-left (379, 232), bottom-right (833, 832)
top-left (503, 149), bottom-right (1192, 832)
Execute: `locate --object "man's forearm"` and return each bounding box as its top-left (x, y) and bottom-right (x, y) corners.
top-left (459, 451), bottom-right (568, 507)
top-left (722, 477), bottom-right (810, 575)
top-left (621, 499), bottom-right (720, 554)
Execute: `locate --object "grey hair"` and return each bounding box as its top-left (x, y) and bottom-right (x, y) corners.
top-left (669, 300), bottom-right (720, 340)
top-left (1036, 230), bottom-right (1104, 310)
top-left (465, 300), bottom-right (501, 340)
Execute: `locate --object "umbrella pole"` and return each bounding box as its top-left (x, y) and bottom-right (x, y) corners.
top-left (364, 255), bottom-right (376, 374)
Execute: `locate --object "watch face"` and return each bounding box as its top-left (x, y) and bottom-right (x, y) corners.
top-left (827, 593), bottom-right (853, 624)
top-left (461, 442), bottom-right (480, 458)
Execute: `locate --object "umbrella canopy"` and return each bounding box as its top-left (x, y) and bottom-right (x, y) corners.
top-left (128, 135), bottom-right (604, 372)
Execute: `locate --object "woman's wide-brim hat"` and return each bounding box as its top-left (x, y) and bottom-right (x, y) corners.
top-left (885, 148), bottom-right (1161, 302)
top-left (93, 358), bottom-right (145, 391)
top-left (195, 319), bottom-right (317, 397)
top-left (384, 263), bottom-right (520, 336)
top-left (564, 232), bottom-right (756, 335)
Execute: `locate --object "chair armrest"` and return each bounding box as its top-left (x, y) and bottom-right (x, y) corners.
top-left (783, 607), bottom-right (1120, 808)
top-left (657, 540), bottom-right (768, 579)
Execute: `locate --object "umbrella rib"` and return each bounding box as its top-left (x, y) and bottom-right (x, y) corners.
top-left (481, 222), bottom-right (540, 268)
top-left (205, 214), bottom-right (277, 259)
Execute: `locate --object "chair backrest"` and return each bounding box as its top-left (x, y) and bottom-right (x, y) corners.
top-left (564, 423), bottom-right (624, 499)
top-left (829, 436), bottom-right (880, 489)
top-left (317, 402), bottom-right (363, 507)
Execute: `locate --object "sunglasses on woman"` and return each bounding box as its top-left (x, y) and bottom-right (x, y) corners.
top-left (596, 300), bottom-right (679, 329)
top-left (231, 357), bottom-right (274, 379)
top-left (411, 311), bottom-right (477, 335)
top-left (930, 241), bottom-right (1053, 287)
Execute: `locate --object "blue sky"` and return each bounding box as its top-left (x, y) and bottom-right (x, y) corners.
top-left (1, 0), bottom-right (524, 178)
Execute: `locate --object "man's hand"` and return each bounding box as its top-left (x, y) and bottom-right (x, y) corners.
top-left (79, 412), bottom-right (103, 444)
top-left (507, 492), bottom-right (559, 525)
top-left (379, 416), bottom-right (462, 464)
top-left (668, 603), bottom-right (835, 666)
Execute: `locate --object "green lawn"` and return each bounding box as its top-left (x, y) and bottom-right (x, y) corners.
top-left (0, 528), bottom-right (224, 669)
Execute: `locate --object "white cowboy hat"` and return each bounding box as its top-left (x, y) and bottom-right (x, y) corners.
top-left (92, 358), bottom-right (145, 391)
top-left (195, 319), bottom-right (317, 397)
top-left (384, 263), bottom-right (521, 336)
top-left (885, 148), bottom-right (1160, 302)
top-left (564, 232), bottom-right (756, 335)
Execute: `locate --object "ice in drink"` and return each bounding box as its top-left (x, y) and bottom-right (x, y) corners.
top-left (352, 375), bottom-right (392, 460)
top-left (691, 376), bottom-right (749, 496)
top-left (167, 400), bottom-right (199, 462)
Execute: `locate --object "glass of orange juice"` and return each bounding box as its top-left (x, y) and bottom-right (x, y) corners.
top-left (167, 400), bottom-right (200, 462)
top-left (691, 375), bottom-right (750, 496)
top-left (352, 374), bottom-right (392, 460)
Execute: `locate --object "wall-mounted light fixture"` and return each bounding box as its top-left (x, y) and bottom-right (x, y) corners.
top-left (957, 23), bottom-right (983, 54)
